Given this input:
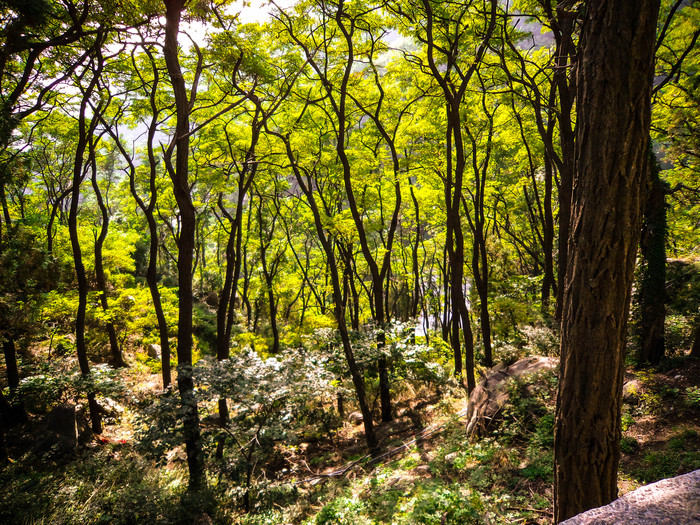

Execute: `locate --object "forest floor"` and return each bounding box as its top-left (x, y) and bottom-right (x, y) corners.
top-left (1, 348), bottom-right (699, 524)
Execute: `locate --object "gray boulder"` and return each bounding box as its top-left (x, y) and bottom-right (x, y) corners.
top-left (147, 343), bottom-right (161, 359)
top-left (466, 356), bottom-right (558, 437)
top-left (34, 403), bottom-right (78, 454)
top-left (561, 469), bottom-right (700, 524)
top-left (347, 411), bottom-right (364, 425)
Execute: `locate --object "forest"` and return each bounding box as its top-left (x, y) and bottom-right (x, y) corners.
top-left (1, 0), bottom-right (699, 523)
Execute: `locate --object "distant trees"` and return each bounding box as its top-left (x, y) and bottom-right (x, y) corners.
top-left (3, 0), bottom-right (700, 502)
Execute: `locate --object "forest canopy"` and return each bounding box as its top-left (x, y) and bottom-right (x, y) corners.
top-left (1, 0), bottom-right (699, 523)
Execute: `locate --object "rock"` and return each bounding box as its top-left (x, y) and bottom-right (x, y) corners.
top-left (75, 404), bottom-right (92, 442)
top-left (205, 291), bottom-right (219, 308)
top-left (34, 403), bottom-right (78, 454)
top-left (147, 343), bottom-right (161, 359)
top-left (411, 465), bottom-right (431, 476)
top-left (623, 379), bottom-right (642, 405)
top-left (444, 451), bottom-right (459, 465)
top-left (193, 513), bottom-right (213, 525)
top-left (98, 397), bottom-right (124, 420)
top-left (348, 411), bottom-right (364, 425)
top-left (465, 356), bottom-right (558, 438)
top-left (561, 469), bottom-right (700, 524)
top-left (166, 445), bottom-right (187, 468)
top-left (47, 404), bottom-right (78, 446)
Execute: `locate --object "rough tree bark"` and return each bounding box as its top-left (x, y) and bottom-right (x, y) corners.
top-left (554, 0), bottom-right (660, 522)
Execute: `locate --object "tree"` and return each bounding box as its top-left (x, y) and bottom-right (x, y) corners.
top-left (274, 0), bottom-right (408, 421)
top-left (392, 0), bottom-right (498, 389)
top-left (67, 30), bottom-right (108, 435)
top-left (636, 150), bottom-right (667, 366)
top-left (103, 39), bottom-right (175, 388)
top-left (162, 0), bottom-right (204, 491)
top-left (554, 0), bottom-right (660, 521)
top-left (89, 131), bottom-right (128, 368)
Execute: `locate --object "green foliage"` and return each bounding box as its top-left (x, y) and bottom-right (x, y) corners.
top-left (520, 449), bottom-right (553, 482)
top-left (193, 302), bottom-right (217, 354)
top-left (685, 386), bottom-right (700, 408)
top-left (310, 323), bottom-right (453, 406)
top-left (399, 484), bottom-right (483, 525)
top-left (0, 449), bottom-right (191, 525)
top-left (493, 323), bottom-right (560, 366)
top-left (134, 350), bottom-right (162, 374)
top-left (18, 363), bottom-right (124, 413)
top-left (132, 388), bottom-right (185, 460)
top-left (0, 224), bottom-right (58, 338)
top-left (620, 436), bottom-right (641, 455)
top-left (488, 275), bottom-right (545, 345)
top-left (496, 370), bottom-right (558, 445)
top-left (313, 496), bottom-right (370, 525)
top-left (121, 286), bottom-right (178, 348)
top-left (530, 413), bottom-right (555, 449)
top-left (621, 411), bottom-right (635, 432)
top-left (131, 348), bottom-right (340, 510)
top-left (2, 2), bottom-right (699, 524)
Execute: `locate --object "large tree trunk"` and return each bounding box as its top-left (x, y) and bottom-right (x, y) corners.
top-left (163, 0), bottom-right (204, 492)
top-left (554, 1), bottom-right (659, 522)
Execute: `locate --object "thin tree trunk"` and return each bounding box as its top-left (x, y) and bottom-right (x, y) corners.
top-left (553, 4), bottom-right (577, 324)
top-left (105, 43), bottom-right (172, 387)
top-left (90, 142), bottom-right (127, 368)
top-left (691, 322), bottom-right (700, 358)
top-left (68, 40), bottom-right (104, 436)
top-left (272, 130), bottom-right (378, 451)
top-left (163, 0), bottom-right (204, 491)
top-left (637, 149), bottom-right (667, 366)
top-left (2, 337), bottom-right (26, 423)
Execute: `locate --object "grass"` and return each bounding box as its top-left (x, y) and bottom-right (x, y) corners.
top-left (629, 429), bottom-right (700, 483)
top-left (0, 447), bottom-right (193, 525)
top-left (3, 348), bottom-right (699, 524)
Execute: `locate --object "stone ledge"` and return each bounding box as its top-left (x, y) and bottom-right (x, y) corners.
top-left (561, 469), bottom-right (700, 524)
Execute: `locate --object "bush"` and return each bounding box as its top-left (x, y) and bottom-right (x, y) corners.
top-left (685, 386), bottom-right (700, 408)
top-left (621, 436), bottom-right (640, 454)
top-left (18, 363), bottom-right (124, 413)
top-left (400, 484), bottom-right (483, 525)
top-left (314, 496), bottom-right (370, 525)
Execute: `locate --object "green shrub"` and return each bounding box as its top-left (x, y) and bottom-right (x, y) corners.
top-left (0, 449), bottom-right (188, 525)
top-left (400, 484), bottom-right (483, 525)
top-left (314, 496), bottom-right (370, 525)
top-left (685, 386), bottom-right (700, 408)
top-left (18, 363), bottom-right (124, 413)
top-left (620, 436), bottom-right (640, 455)
top-left (521, 449), bottom-right (554, 482)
